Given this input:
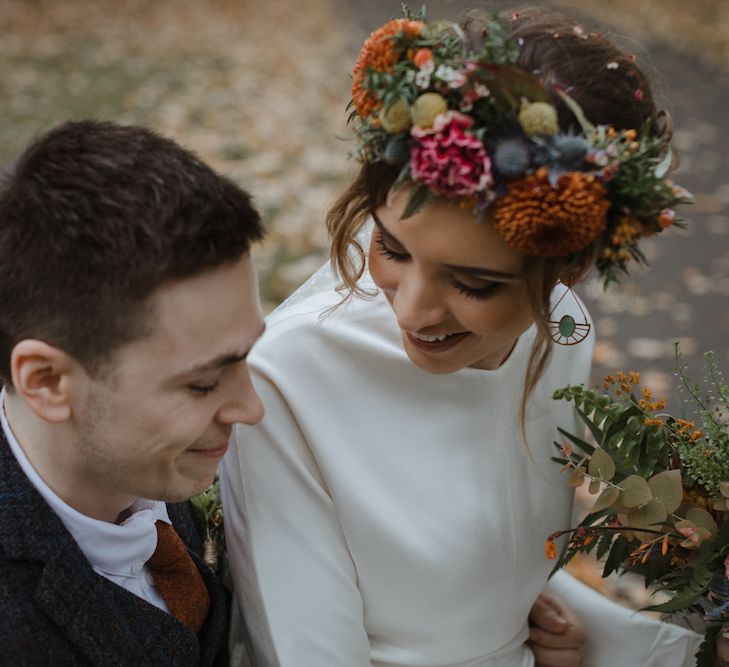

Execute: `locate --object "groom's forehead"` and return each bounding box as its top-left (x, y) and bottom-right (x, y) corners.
top-left (113, 257), bottom-right (264, 374)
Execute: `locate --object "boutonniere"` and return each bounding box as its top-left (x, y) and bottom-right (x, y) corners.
top-left (190, 478), bottom-right (225, 572)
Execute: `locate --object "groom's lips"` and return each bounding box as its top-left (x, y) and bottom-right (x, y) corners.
top-left (187, 441), bottom-right (229, 459)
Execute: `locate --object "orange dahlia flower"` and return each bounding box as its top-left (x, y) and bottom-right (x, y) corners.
top-left (492, 169), bottom-right (610, 256)
top-left (351, 19), bottom-right (425, 119)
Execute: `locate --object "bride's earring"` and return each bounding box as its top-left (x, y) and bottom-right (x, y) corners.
top-left (548, 283), bottom-right (591, 346)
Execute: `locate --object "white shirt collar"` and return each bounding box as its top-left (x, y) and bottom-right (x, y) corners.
top-left (1, 389), bottom-right (170, 578)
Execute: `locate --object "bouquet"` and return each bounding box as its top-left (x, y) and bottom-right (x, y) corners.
top-left (548, 345), bottom-right (729, 666)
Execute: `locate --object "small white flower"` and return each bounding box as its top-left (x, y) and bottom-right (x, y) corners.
top-left (405, 69), bottom-right (416, 83)
top-left (435, 64), bottom-right (459, 82)
top-left (474, 84), bottom-right (490, 98)
top-left (415, 70), bottom-right (431, 89)
top-left (419, 60), bottom-right (435, 75)
top-left (606, 61), bottom-right (619, 70)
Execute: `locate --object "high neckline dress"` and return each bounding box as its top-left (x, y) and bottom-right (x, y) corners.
top-left (222, 268), bottom-right (702, 667)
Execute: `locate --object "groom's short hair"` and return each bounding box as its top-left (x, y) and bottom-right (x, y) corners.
top-left (0, 120), bottom-right (264, 386)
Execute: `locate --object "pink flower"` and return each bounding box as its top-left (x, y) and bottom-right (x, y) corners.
top-left (724, 554), bottom-right (729, 579)
top-left (410, 111), bottom-right (493, 197)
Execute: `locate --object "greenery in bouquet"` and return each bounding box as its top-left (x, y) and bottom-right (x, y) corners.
top-left (349, 5), bottom-right (691, 285)
top-left (190, 478), bottom-right (225, 572)
top-left (547, 346), bottom-right (729, 666)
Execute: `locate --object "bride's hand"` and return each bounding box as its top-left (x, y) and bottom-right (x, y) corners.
top-left (715, 626), bottom-right (729, 667)
top-left (528, 592), bottom-right (585, 667)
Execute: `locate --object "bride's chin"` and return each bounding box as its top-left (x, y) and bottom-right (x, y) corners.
top-left (402, 346), bottom-right (467, 375)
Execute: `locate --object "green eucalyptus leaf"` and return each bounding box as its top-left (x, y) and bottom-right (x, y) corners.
top-left (647, 469), bottom-right (683, 515)
top-left (588, 447), bottom-right (616, 481)
top-left (686, 507), bottom-right (718, 535)
top-left (588, 478), bottom-right (602, 495)
top-left (627, 498), bottom-right (667, 542)
top-left (610, 491), bottom-right (635, 515)
top-left (620, 475), bottom-right (653, 508)
top-left (591, 486), bottom-right (620, 512)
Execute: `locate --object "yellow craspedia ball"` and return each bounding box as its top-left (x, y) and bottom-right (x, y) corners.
top-left (378, 99), bottom-right (411, 134)
top-left (410, 93), bottom-right (448, 129)
top-left (518, 100), bottom-right (559, 136)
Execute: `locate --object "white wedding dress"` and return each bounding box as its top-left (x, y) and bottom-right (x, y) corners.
top-left (222, 231), bottom-right (702, 667)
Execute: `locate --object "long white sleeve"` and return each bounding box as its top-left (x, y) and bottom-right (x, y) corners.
top-left (220, 278), bottom-right (702, 667)
top-left (546, 570), bottom-right (703, 667)
top-left (221, 371), bottom-right (372, 667)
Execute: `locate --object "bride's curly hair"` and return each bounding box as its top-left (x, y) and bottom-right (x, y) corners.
top-left (326, 8), bottom-right (673, 423)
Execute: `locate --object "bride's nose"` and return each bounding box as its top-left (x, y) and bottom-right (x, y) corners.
top-left (391, 268), bottom-right (448, 332)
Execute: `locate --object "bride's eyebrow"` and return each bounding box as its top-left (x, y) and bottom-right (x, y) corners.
top-left (372, 209), bottom-right (521, 280)
top-left (371, 211), bottom-right (405, 247)
top-left (445, 263), bottom-right (522, 281)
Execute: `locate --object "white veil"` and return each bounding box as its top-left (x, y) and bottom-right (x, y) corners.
top-left (271, 219), bottom-right (375, 313)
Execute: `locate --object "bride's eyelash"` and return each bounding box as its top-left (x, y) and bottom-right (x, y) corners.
top-left (449, 279), bottom-right (504, 302)
top-left (375, 232), bottom-right (504, 301)
top-left (375, 234), bottom-right (409, 263)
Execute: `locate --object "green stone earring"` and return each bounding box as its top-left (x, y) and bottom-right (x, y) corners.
top-left (548, 284), bottom-right (591, 346)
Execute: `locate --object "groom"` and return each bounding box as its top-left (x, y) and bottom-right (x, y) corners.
top-left (0, 120), bottom-right (265, 665)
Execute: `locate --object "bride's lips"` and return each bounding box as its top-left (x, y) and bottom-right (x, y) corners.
top-left (404, 331), bottom-right (469, 353)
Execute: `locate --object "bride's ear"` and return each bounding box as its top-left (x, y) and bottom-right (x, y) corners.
top-left (557, 260), bottom-right (591, 287)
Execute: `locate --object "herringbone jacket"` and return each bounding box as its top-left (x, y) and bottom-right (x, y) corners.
top-left (0, 427), bottom-right (228, 666)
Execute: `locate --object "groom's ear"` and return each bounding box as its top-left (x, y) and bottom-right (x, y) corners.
top-left (10, 339), bottom-right (82, 423)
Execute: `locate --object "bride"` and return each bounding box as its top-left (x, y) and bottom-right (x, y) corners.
top-left (222, 7), bottom-right (716, 666)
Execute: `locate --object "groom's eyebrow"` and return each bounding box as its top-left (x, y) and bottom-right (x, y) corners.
top-left (174, 322), bottom-right (267, 379)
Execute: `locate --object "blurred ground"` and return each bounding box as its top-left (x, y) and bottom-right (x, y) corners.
top-left (2, 0), bottom-right (727, 615)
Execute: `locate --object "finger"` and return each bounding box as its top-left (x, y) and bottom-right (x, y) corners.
top-left (529, 643), bottom-right (583, 667)
top-left (529, 624), bottom-right (585, 649)
top-left (717, 632), bottom-right (729, 662)
top-left (529, 596), bottom-right (569, 633)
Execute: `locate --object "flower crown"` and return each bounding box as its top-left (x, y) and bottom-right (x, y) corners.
top-left (349, 9), bottom-right (692, 284)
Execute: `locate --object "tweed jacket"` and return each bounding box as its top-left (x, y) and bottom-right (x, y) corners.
top-left (0, 427), bottom-right (228, 666)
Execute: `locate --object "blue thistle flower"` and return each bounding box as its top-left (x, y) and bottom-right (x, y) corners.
top-left (384, 135), bottom-right (411, 164)
top-left (493, 138), bottom-right (531, 177)
top-left (552, 134), bottom-right (590, 169)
